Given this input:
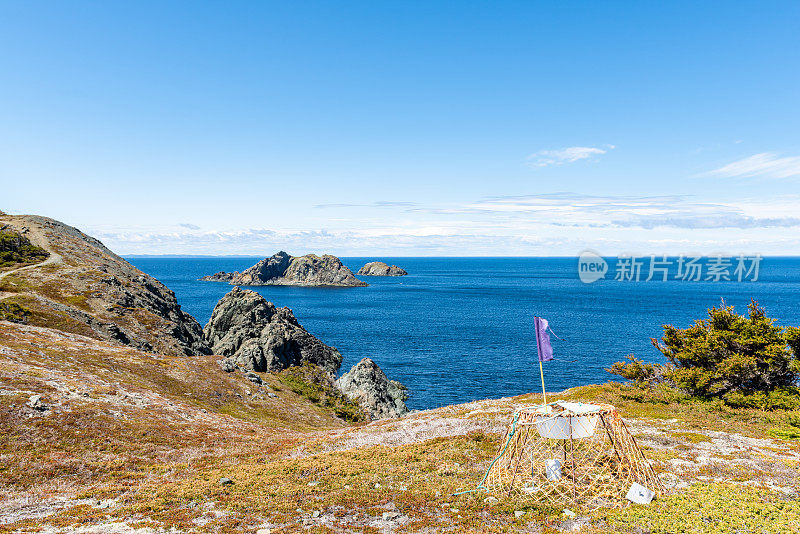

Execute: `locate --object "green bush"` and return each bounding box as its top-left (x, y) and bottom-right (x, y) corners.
top-left (0, 301), bottom-right (30, 323)
top-left (0, 229), bottom-right (49, 268)
top-left (608, 301), bottom-right (800, 410)
top-left (722, 387), bottom-right (800, 411)
top-left (606, 355), bottom-right (664, 387)
top-left (768, 413), bottom-right (800, 439)
top-left (652, 300), bottom-right (800, 398)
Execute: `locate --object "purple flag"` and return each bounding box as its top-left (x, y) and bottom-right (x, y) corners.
top-left (534, 316), bottom-right (553, 362)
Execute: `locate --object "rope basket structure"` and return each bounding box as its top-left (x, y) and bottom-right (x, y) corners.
top-left (479, 401), bottom-right (664, 510)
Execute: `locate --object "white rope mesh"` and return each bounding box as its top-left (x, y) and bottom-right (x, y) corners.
top-left (481, 403), bottom-right (663, 510)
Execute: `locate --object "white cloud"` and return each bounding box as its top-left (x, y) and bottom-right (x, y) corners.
top-left (426, 193), bottom-right (800, 230)
top-left (526, 146), bottom-right (613, 168)
top-left (86, 193), bottom-right (800, 256)
top-left (707, 152), bottom-right (800, 179)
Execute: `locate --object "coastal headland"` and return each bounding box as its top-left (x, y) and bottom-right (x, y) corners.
top-left (0, 211), bottom-right (797, 533)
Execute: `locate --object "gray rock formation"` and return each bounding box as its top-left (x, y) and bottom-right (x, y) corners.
top-left (203, 286), bottom-right (342, 373)
top-left (201, 251), bottom-right (367, 287)
top-left (204, 287), bottom-right (409, 420)
top-left (336, 358), bottom-right (409, 420)
top-left (357, 261), bottom-right (408, 276)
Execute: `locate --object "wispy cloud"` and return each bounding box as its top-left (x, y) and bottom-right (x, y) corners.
top-left (314, 201), bottom-right (417, 209)
top-left (707, 152), bottom-right (800, 179)
top-left (178, 223), bottom-right (200, 230)
top-left (614, 214), bottom-right (800, 230)
top-left (466, 193), bottom-right (684, 214)
top-left (421, 192), bottom-right (800, 230)
top-left (526, 146), bottom-right (614, 168)
top-left (88, 193), bottom-right (800, 256)
top-left (93, 227), bottom-right (558, 256)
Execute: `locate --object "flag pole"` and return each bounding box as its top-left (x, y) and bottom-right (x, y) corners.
top-left (535, 316), bottom-right (547, 405)
top-left (539, 359), bottom-right (547, 405)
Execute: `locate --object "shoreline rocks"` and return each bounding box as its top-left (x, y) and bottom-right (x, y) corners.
top-left (336, 358), bottom-right (409, 419)
top-left (201, 271), bottom-right (236, 282)
top-left (201, 251), bottom-right (367, 287)
top-left (203, 286), bottom-right (342, 373)
top-left (357, 261), bottom-right (407, 276)
top-left (205, 287), bottom-right (409, 420)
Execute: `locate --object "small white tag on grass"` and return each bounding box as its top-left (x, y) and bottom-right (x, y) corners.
top-left (626, 482), bottom-right (655, 504)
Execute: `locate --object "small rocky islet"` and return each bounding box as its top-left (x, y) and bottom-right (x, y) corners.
top-left (357, 261), bottom-right (408, 276)
top-left (201, 250), bottom-right (367, 287)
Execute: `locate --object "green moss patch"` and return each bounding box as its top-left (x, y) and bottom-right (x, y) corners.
top-left (603, 483), bottom-right (800, 533)
top-left (279, 363), bottom-right (366, 422)
top-left (768, 413), bottom-right (800, 440)
top-left (671, 431), bottom-right (712, 444)
top-left (0, 300), bottom-right (30, 323)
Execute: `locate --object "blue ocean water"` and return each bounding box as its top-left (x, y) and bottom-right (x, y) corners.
top-left (126, 256), bottom-right (800, 411)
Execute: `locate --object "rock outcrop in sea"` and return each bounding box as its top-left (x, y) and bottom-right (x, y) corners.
top-left (201, 251), bottom-right (367, 287)
top-left (336, 358), bottom-right (409, 419)
top-left (357, 261), bottom-right (408, 276)
top-left (203, 286), bottom-right (343, 373)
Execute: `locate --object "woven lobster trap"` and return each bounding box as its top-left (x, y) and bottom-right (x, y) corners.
top-left (479, 401), bottom-right (663, 510)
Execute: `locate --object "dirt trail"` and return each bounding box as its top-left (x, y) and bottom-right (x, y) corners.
top-left (0, 223), bottom-right (62, 299)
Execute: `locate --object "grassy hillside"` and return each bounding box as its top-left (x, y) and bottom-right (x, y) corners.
top-left (1, 320), bottom-right (797, 533)
top-left (0, 213), bottom-right (207, 356)
top-left (0, 322), bottom-right (351, 528)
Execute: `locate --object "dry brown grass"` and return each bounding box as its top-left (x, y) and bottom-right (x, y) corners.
top-left (1, 321), bottom-right (799, 533)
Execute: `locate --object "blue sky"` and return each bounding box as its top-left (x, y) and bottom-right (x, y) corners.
top-left (2, 1), bottom-right (799, 255)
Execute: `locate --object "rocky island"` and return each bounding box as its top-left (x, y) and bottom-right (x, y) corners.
top-left (357, 260), bottom-right (408, 276)
top-left (201, 250), bottom-right (367, 287)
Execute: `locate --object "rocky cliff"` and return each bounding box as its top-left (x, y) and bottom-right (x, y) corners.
top-left (204, 287), bottom-right (408, 419)
top-left (0, 213), bottom-right (209, 356)
top-left (357, 261), bottom-right (408, 276)
top-left (336, 358), bottom-right (409, 419)
top-left (201, 251), bottom-right (367, 287)
top-left (203, 286), bottom-right (343, 373)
